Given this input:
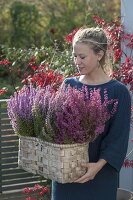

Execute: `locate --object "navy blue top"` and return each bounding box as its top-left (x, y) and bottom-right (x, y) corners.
top-left (51, 77), bottom-right (131, 200)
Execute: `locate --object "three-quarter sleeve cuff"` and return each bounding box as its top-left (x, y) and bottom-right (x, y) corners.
top-left (99, 154), bottom-right (125, 172)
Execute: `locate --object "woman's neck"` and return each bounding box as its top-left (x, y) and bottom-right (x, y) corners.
top-left (79, 71), bottom-right (111, 85)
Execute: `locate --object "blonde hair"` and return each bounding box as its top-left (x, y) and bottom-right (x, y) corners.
top-left (72, 27), bottom-right (112, 74)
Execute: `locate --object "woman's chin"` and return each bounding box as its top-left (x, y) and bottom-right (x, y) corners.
top-left (78, 71), bottom-right (86, 75)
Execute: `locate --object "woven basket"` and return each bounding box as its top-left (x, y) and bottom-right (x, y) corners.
top-left (18, 136), bottom-right (89, 183)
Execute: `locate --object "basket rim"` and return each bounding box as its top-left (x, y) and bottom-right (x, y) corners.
top-left (19, 135), bottom-right (89, 148)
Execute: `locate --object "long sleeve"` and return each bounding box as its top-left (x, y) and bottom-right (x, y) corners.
top-left (99, 84), bottom-right (131, 172)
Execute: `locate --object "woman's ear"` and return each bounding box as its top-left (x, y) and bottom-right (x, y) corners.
top-left (97, 50), bottom-right (104, 61)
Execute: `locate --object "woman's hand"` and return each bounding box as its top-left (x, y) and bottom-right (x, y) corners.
top-left (74, 159), bottom-right (107, 183)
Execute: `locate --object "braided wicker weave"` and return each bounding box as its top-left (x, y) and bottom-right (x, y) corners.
top-left (18, 136), bottom-right (89, 183)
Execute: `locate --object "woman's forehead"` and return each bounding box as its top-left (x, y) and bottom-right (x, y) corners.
top-left (72, 43), bottom-right (92, 54)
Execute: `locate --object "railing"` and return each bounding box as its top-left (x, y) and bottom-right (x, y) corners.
top-left (0, 99), bottom-right (42, 199)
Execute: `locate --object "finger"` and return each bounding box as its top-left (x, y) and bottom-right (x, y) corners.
top-left (81, 163), bottom-right (88, 168)
top-left (74, 174), bottom-right (89, 183)
top-left (79, 178), bottom-right (90, 183)
top-left (75, 177), bottom-right (91, 183)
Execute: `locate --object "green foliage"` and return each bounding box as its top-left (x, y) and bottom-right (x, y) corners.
top-left (41, 0), bottom-right (88, 47)
top-left (17, 118), bottom-right (35, 137)
top-left (0, 0), bottom-right (120, 99)
top-left (0, 0), bottom-right (120, 48)
top-left (0, 44), bottom-right (76, 99)
top-left (10, 1), bottom-right (43, 48)
top-left (32, 106), bottom-right (44, 137)
top-left (87, 0), bottom-right (120, 21)
top-left (0, 8), bottom-right (11, 45)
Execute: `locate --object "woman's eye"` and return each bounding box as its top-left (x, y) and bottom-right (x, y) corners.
top-left (72, 55), bottom-right (86, 59)
top-left (80, 57), bottom-right (85, 59)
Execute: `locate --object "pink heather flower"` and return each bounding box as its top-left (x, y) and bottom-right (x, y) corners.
top-left (0, 88), bottom-right (8, 95)
top-left (7, 84), bottom-right (36, 136)
top-left (0, 59), bottom-right (12, 65)
top-left (95, 125), bottom-right (105, 135)
top-left (12, 83), bottom-right (118, 144)
top-left (23, 187), bottom-right (33, 194)
top-left (123, 159), bottom-right (133, 168)
top-left (45, 84), bottom-right (118, 144)
top-left (33, 184), bottom-right (42, 191)
top-left (39, 187), bottom-right (49, 196)
top-left (22, 184), bottom-right (49, 200)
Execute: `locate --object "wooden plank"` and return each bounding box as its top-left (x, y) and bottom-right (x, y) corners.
top-left (1, 113), bottom-right (9, 118)
top-left (0, 192), bottom-right (28, 200)
top-left (2, 168), bottom-right (30, 175)
top-left (2, 181), bottom-right (41, 192)
top-left (1, 158), bottom-right (18, 164)
top-left (1, 152), bottom-right (18, 158)
top-left (1, 163), bottom-right (18, 169)
top-left (1, 147), bottom-right (18, 152)
top-left (1, 119), bottom-right (11, 124)
top-left (0, 132), bottom-right (15, 136)
top-left (2, 177), bottom-right (40, 186)
top-left (1, 135), bottom-right (18, 141)
top-left (0, 108), bottom-right (7, 113)
top-left (1, 124), bottom-right (12, 130)
top-left (1, 142), bottom-right (18, 147)
top-left (1, 130), bottom-right (15, 135)
top-left (0, 99), bottom-right (9, 103)
top-left (2, 172), bottom-right (39, 180)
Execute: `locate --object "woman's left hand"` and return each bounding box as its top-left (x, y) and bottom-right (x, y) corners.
top-left (74, 159), bottom-right (107, 183)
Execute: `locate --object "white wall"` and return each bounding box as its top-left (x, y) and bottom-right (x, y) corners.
top-left (120, 0), bottom-right (133, 191)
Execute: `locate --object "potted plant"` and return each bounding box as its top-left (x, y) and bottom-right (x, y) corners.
top-left (7, 83), bottom-right (118, 183)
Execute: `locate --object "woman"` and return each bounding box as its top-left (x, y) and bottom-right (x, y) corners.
top-left (51, 27), bottom-right (131, 200)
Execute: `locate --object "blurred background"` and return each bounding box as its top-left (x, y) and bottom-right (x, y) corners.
top-left (0, 0), bottom-right (120, 48)
top-left (0, 0), bottom-right (120, 98)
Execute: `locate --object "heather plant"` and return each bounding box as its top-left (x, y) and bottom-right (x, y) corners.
top-left (32, 86), bottom-right (56, 139)
top-left (22, 183), bottom-right (49, 200)
top-left (0, 87), bottom-right (8, 95)
top-left (7, 84), bottom-right (37, 137)
top-left (40, 85), bottom-right (118, 144)
top-left (7, 83), bottom-right (118, 144)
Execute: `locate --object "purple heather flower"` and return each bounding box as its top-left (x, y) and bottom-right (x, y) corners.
top-left (45, 84), bottom-right (118, 144)
top-left (7, 82), bottom-right (118, 144)
top-left (7, 84), bottom-right (37, 136)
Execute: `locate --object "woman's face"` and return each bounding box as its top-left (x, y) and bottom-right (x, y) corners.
top-left (72, 43), bottom-right (100, 75)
